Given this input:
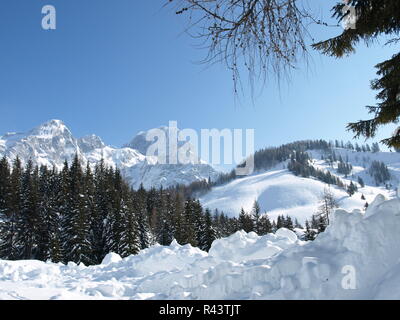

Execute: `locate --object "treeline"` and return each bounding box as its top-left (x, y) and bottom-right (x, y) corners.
top-left (369, 161), bottom-right (391, 186)
top-left (322, 152), bottom-right (354, 177)
top-left (287, 151), bottom-right (346, 188)
top-left (236, 202), bottom-right (303, 235)
top-left (333, 140), bottom-right (380, 153)
top-left (0, 155), bottom-right (151, 265)
top-left (254, 139), bottom-right (381, 173)
top-left (0, 156), bottom-right (306, 266)
top-left (0, 156), bottom-right (222, 265)
top-left (288, 150), bottom-right (363, 196)
top-left (253, 140), bottom-right (331, 172)
top-left (185, 139), bottom-right (384, 198)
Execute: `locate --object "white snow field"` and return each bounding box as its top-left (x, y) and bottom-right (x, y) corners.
top-left (1, 194), bottom-right (400, 300)
top-left (200, 149), bottom-right (400, 222)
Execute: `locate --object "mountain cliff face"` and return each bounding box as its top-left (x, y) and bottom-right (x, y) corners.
top-left (0, 120), bottom-right (219, 189)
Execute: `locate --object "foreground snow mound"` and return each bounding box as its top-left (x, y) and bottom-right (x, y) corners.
top-left (1, 196), bottom-right (400, 300)
top-left (209, 229), bottom-right (299, 263)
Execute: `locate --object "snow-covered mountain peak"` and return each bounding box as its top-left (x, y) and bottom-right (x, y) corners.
top-left (0, 120), bottom-right (219, 189)
top-left (29, 119), bottom-right (71, 139)
top-left (0, 120), bottom-right (79, 169)
top-left (125, 125), bottom-right (200, 166)
top-left (125, 125), bottom-right (184, 154)
top-left (124, 128), bottom-right (155, 155)
top-left (78, 134), bottom-right (106, 153)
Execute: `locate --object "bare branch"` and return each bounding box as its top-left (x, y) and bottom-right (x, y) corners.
top-left (167, 0), bottom-right (319, 95)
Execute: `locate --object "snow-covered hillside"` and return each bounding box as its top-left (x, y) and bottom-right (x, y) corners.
top-left (0, 195), bottom-right (399, 300)
top-left (200, 148), bottom-right (400, 222)
top-left (0, 120), bottom-right (219, 189)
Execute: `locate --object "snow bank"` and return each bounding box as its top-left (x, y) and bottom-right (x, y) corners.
top-left (1, 195), bottom-right (400, 300)
top-left (208, 229), bottom-right (300, 263)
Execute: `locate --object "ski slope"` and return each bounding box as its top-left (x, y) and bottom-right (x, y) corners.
top-left (1, 195), bottom-right (400, 300)
top-left (200, 149), bottom-right (400, 222)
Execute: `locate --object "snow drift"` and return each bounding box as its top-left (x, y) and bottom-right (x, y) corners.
top-left (0, 195), bottom-right (400, 300)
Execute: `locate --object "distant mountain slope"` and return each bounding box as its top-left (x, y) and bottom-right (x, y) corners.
top-left (200, 147), bottom-right (400, 222)
top-left (0, 120), bottom-right (219, 189)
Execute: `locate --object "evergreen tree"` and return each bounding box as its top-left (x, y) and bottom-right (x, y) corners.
top-left (271, 220), bottom-right (277, 233)
top-left (153, 190), bottom-right (173, 246)
top-left (0, 157), bottom-right (10, 214)
top-left (35, 166), bottom-right (52, 261)
top-left (201, 208), bottom-right (217, 251)
top-left (104, 168), bottom-right (125, 255)
top-left (283, 215), bottom-right (294, 231)
top-left (15, 161), bottom-right (40, 259)
top-left (47, 170), bottom-right (63, 264)
top-left (172, 192), bottom-right (186, 244)
top-left (0, 157), bottom-right (15, 259)
top-left (2, 157), bottom-right (23, 260)
top-left (63, 155), bottom-right (92, 265)
top-left (371, 142), bottom-right (381, 153)
top-left (135, 184), bottom-right (152, 249)
top-left (120, 186), bottom-right (140, 257)
top-left (358, 176), bottom-right (365, 188)
top-left (252, 200), bottom-right (261, 234)
top-left (180, 199), bottom-right (198, 246)
top-left (90, 159), bottom-right (109, 263)
top-left (120, 210), bottom-right (140, 257)
top-left (277, 215), bottom-right (289, 230)
top-left (369, 161), bottom-right (391, 185)
top-left (314, 1), bottom-right (400, 148)
top-left (337, 160), bottom-right (352, 177)
top-left (192, 200), bottom-right (205, 249)
top-left (347, 181), bottom-right (358, 197)
top-left (258, 213), bottom-right (272, 235)
top-left (238, 208), bottom-right (254, 233)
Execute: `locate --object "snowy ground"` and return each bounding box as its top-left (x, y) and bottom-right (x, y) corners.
top-left (200, 149), bottom-right (399, 222)
top-left (1, 194), bottom-right (400, 300)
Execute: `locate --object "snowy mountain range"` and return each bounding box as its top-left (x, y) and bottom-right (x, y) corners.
top-left (0, 120), bottom-right (219, 189)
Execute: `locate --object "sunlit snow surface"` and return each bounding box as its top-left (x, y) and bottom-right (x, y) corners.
top-left (200, 149), bottom-right (400, 222)
top-left (1, 195), bottom-right (400, 300)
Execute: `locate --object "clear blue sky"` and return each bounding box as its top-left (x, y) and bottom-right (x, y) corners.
top-left (0, 0), bottom-right (397, 151)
